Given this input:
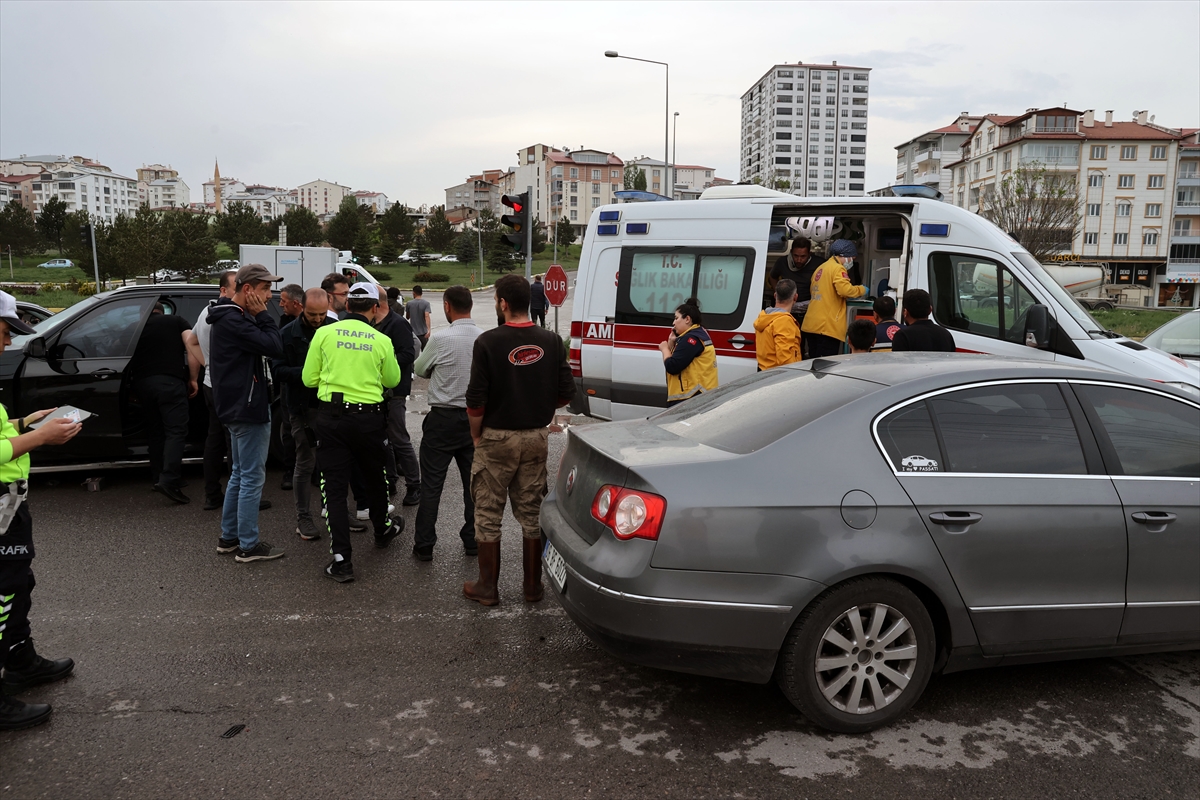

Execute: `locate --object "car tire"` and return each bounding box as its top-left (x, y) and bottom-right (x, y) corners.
top-left (776, 577), bottom-right (935, 733)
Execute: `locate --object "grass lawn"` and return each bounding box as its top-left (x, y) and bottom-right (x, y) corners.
top-left (1, 252), bottom-right (92, 284)
top-left (373, 244), bottom-right (582, 290)
top-left (1090, 308), bottom-right (1185, 340)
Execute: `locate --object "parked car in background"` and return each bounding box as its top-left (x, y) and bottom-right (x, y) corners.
top-left (37, 258), bottom-right (74, 269)
top-left (541, 354), bottom-right (1200, 733)
top-left (436, 255), bottom-right (459, 263)
top-left (1143, 308), bottom-right (1200, 361)
top-left (14, 301), bottom-right (54, 328)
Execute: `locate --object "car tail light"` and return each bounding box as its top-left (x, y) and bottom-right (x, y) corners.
top-left (590, 485), bottom-right (666, 541)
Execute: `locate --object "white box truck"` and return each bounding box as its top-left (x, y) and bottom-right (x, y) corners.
top-left (238, 245), bottom-right (382, 288)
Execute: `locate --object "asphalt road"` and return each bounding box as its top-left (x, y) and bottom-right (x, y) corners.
top-left (2, 346), bottom-right (1198, 798)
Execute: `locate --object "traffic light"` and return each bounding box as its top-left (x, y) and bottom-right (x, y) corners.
top-left (79, 223), bottom-right (92, 248)
top-left (500, 193), bottom-right (528, 254)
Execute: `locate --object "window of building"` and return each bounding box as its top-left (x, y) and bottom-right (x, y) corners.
top-left (777, 82), bottom-right (793, 90)
top-left (1090, 145), bottom-right (1107, 160)
top-left (1116, 202), bottom-right (1132, 216)
top-left (1146, 203), bottom-right (1161, 217)
top-left (1144, 231), bottom-right (1159, 245)
top-left (777, 95), bottom-right (793, 103)
top-left (1114, 174), bottom-right (1134, 189)
top-left (776, 145), bottom-right (791, 152)
top-left (592, 197), bottom-right (600, 208)
top-left (852, 110), bottom-right (866, 118)
top-left (1114, 232), bottom-right (1128, 245)
top-left (1121, 145), bottom-right (1138, 160)
top-left (777, 120), bottom-right (792, 127)
top-left (811, 83), bottom-right (821, 93)
top-left (808, 182), bottom-right (818, 191)
top-left (809, 158), bottom-right (819, 167)
top-left (776, 70), bottom-right (793, 78)
top-left (1151, 145), bottom-right (1167, 160)
top-left (823, 182), bottom-right (833, 191)
top-left (775, 157), bottom-right (791, 164)
top-left (809, 145), bottom-right (820, 154)
top-left (569, 181), bottom-right (578, 192)
top-left (973, 162), bottom-right (981, 178)
top-left (569, 196), bottom-right (577, 207)
top-left (1174, 219), bottom-right (1192, 236)
top-left (986, 156), bottom-right (994, 171)
top-left (652, 169), bottom-right (660, 178)
top-left (841, 110), bottom-right (848, 117)
top-left (777, 132), bottom-right (792, 140)
top-left (1084, 232), bottom-right (1099, 245)
top-left (823, 170), bottom-right (834, 179)
top-left (823, 158), bottom-right (834, 167)
top-left (1002, 151), bottom-right (1012, 170)
top-left (777, 107), bottom-right (793, 115)
top-left (987, 130), bottom-right (995, 147)
top-left (570, 168), bottom-right (578, 178)
top-left (592, 183), bottom-right (600, 194)
top-left (958, 168), bottom-right (965, 183)
top-left (1088, 173), bottom-right (1103, 187)
top-left (570, 210), bottom-right (577, 220)
top-left (1148, 174), bottom-right (1164, 189)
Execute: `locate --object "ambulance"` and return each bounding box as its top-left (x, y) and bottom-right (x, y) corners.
top-left (567, 185), bottom-right (1199, 421)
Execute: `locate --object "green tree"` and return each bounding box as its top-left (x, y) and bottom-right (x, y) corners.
top-left (325, 196), bottom-right (362, 251)
top-left (530, 218), bottom-right (547, 254)
top-left (472, 207), bottom-right (499, 236)
top-left (213, 201), bottom-right (269, 249)
top-left (277, 206), bottom-right (324, 247)
top-left (109, 204), bottom-right (170, 282)
top-left (0, 199), bottom-right (40, 257)
top-left (623, 164), bottom-right (640, 189)
top-left (979, 161), bottom-right (1080, 261)
top-left (37, 196), bottom-right (69, 253)
top-left (377, 234), bottom-right (399, 265)
top-left (454, 233), bottom-right (477, 265)
top-left (378, 202), bottom-right (415, 250)
top-left (555, 216), bottom-right (577, 247)
top-left (353, 225), bottom-right (374, 265)
top-left (423, 205), bottom-right (455, 252)
top-left (633, 169), bottom-right (647, 191)
top-left (486, 241), bottom-right (515, 273)
top-left (161, 210), bottom-right (217, 280)
top-left (409, 231), bottom-right (430, 268)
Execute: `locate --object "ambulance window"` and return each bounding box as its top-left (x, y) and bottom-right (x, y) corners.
top-left (929, 252), bottom-right (1041, 345)
top-left (616, 247), bottom-right (756, 329)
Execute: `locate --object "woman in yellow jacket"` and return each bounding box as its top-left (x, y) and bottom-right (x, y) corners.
top-left (801, 239), bottom-right (867, 358)
top-left (658, 299), bottom-right (718, 406)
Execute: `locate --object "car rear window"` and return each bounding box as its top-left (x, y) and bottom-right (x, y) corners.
top-left (654, 369), bottom-right (879, 454)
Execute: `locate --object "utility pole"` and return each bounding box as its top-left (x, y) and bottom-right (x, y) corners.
top-left (475, 209), bottom-right (484, 288)
top-left (524, 184), bottom-right (533, 279)
top-left (89, 220), bottom-right (100, 289)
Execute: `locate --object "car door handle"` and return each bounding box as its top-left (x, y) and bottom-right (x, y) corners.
top-left (91, 368), bottom-right (117, 379)
top-left (928, 511), bottom-right (983, 534)
top-left (729, 334), bottom-right (751, 349)
top-left (1131, 511), bottom-right (1177, 533)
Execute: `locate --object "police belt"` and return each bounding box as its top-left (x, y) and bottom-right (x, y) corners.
top-left (319, 400), bottom-right (384, 414)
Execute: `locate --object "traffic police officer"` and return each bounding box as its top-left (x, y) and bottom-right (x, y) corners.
top-left (0, 290), bottom-right (81, 730)
top-left (302, 283), bottom-right (402, 583)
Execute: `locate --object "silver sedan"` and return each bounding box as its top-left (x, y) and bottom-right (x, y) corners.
top-left (540, 354), bottom-right (1200, 732)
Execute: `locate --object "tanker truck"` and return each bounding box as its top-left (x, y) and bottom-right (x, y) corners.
top-left (972, 262), bottom-right (1113, 311)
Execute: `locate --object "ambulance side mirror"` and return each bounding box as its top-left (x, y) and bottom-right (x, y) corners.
top-left (1024, 304), bottom-right (1051, 349)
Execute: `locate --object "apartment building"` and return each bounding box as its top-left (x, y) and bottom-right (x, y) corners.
top-left (1167, 129), bottom-right (1200, 305)
top-left (0, 173), bottom-right (36, 211)
top-left (894, 114), bottom-right (981, 197)
top-left (624, 157), bottom-right (671, 196)
top-left (740, 60), bottom-right (871, 197)
top-left (216, 185), bottom-right (295, 221)
top-left (296, 179), bottom-right (352, 219)
top-left (28, 164), bottom-right (139, 222)
top-left (444, 170), bottom-right (505, 217)
top-left (0, 153), bottom-right (79, 177)
top-left (134, 165), bottom-right (189, 209)
top-left (354, 191), bottom-right (389, 215)
top-left (203, 177), bottom-right (245, 204)
top-left (947, 107), bottom-right (1194, 308)
top-left (502, 144), bottom-right (624, 231)
top-left (622, 158), bottom-right (721, 200)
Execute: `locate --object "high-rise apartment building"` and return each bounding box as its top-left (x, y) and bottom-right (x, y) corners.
top-left (740, 61), bottom-right (871, 197)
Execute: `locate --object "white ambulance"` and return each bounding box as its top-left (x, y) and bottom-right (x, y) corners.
top-left (567, 185), bottom-right (1199, 421)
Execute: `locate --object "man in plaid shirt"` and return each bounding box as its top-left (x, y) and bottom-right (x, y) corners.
top-left (410, 286), bottom-right (483, 561)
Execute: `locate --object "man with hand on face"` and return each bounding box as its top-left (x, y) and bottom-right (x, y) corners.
top-left (209, 264), bottom-right (285, 564)
top-left (801, 239), bottom-right (867, 358)
top-left (271, 288), bottom-right (335, 542)
top-left (0, 290), bottom-right (83, 731)
top-left (303, 283), bottom-right (402, 583)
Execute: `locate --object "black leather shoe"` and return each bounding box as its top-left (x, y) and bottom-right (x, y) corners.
top-left (412, 544), bottom-right (433, 562)
top-left (204, 495), bottom-right (224, 511)
top-left (0, 694), bottom-right (51, 730)
top-left (259, 499), bottom-right (272, 511)
top-left (1, 640), bottom-right (75, 695)
top-left (402, 486), bottom-right (421, 506)
top-left (153, 483), bottom-right (190, 505)
top-left (280, 477), bottom-right (293, 491)
top-left (463, 539), bottom-right (479, 557)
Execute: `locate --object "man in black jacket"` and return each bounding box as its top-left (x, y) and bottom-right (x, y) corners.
top-left (892, 289), bottom-right (956, 353)
top-left (208, 264), bottom-right (285, 563)
top-left (529, 275), bottom-right (547, 328)
top-left (271, 288), bottom-right (333, 542)
top-left (373, 290), bottom-right (421, 506)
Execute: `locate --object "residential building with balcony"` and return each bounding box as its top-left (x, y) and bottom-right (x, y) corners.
top-left (739, 60), bottom-right (871, 197)
top-left (203, 177), bottom-right (245, 204)
top-left (0, 154), bottom-right (88, 177)
top-left (894, 113), bottom-right (981, 196)
top-left (445, 171), bottom-right (504, 217)
top-left (28, 164), bottom-right (138, 223)
top-left (1166, 128), bottom-right (1200, 305)
top-left (0, 173), bottom-right (37, 211)
top-left (295, 179), bottom-right (352, 219)
top-left (946, 107), bottom-right (1194, 307)
top-left (141, 178), bottom-right (191, 209)
top-left (354, 191), bottom-right (389, 215)
top-left (625, 158), bottom-right (718, 200)
top-left (502, 145), bottom-right (623, 233)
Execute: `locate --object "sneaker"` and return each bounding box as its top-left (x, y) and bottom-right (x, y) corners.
top-left (217, 538), bottom-right (240, 554)
top-left (280, 476), bottom-right (294, 491)
top-left (235, 542), bottom-right (285, 562)
top-left (375, 517), bottom-right (405, 549)
top-left (402, 486), bottom-right (421, 506)
top-left (349, 518), bottom-right (367, 532)
top-left (356, 504), bottom-right (396, 520)
top-left (296, 518), bottom-right (322, 541)
top-left (153, 483), bottom-right (190, 504)
top-left (325, 559), bottom-right (354, 583)
top-left (412, 544), bottom-right (433, 562)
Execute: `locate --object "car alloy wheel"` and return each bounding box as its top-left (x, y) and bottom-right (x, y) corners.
top-left (776, 577), bottom-right (935, 733)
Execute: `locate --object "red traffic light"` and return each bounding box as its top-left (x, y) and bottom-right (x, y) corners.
top-left (502, 193), bottom-right (525, 214)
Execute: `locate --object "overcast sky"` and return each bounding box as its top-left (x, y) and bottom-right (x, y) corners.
top-left (2, 1), bottom-right (1197, 208)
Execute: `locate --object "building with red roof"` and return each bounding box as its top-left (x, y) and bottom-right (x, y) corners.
top-left (893, 113), bottom-right (984, 196)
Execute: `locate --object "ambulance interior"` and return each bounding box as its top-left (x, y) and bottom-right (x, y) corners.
top-left (763, 205), bottom-right (913, 321)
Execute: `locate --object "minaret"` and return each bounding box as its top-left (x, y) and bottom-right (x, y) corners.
top-left (213, 159), bottom-right (222, 214)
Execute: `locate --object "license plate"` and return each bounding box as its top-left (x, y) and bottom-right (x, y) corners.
top-left (544, 540), bottom-right (568, 592)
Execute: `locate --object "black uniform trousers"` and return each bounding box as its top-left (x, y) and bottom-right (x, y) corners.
top-left (202, 385), bottom-right (231, 502)
top-left (805, 332), bottom-right (843, 358)
top-left (0, 505), bottom-right (36, 662)
top-left (313, 407), bottom-right (390, 561)
top-left (413, 407), bottom-right (476, 550)
top-left (135, 374), bottom-right (189, 489)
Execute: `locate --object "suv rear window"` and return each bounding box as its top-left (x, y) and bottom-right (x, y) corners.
top-left (655, 369), bottom-right (879, 454)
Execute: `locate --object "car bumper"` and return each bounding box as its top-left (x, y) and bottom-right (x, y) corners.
top-left (541, 495), bottom-right (822, 684)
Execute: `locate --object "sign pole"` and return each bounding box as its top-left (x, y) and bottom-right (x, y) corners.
top-left (90, 220), bottom-right (100, 290)
top-left (525, 184), bottom-right (533, 279)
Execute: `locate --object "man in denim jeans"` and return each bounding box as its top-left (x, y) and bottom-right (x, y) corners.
top-left (208, 264), bottom-right (286, 562)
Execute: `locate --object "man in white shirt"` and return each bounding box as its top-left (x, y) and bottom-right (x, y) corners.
top-left (410, 285), bottom-right (482, 561)
top-left (187, 271), bottom-right (236, 510)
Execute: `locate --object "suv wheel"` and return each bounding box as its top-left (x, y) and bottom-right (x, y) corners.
top-left (776, 577), bottom-right (935, 733)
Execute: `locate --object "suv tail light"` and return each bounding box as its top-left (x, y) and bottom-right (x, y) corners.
top-left (591, 485), bottom-right (667, 541)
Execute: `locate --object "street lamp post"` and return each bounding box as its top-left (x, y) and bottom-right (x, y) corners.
top-left (672, 111), bottom-right (679, 200)
top-left (605, 50), bottom-right (669, 198)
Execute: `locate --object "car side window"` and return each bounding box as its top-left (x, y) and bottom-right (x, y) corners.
top-left (877, 401), bottom-right (943, 472)
top-left (54, 298), bottom-right (153, 360)
top-left (929, 252), bottom-right (1041, 345)
top-left (1075, 384), bottom-right (1200, 478)
top-left (927, 383), bottom-right (1087, 474)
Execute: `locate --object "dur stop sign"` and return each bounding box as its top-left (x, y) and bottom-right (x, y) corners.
top-left (544, 264), bottom-right (568, 307)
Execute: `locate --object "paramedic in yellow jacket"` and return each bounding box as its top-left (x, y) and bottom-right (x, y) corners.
top-left (801, 239), bottom-right (867, 358)
top-left (754, 278), bottom-right (802, 370)
top-left (658, 299), bottom-right (718, 406)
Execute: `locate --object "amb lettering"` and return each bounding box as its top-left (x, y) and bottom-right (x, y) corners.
top-left (335, 328), bottom-right (375, 352)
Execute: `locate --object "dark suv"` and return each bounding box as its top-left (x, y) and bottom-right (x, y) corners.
top-left (0, 284), bottom-right (284, 472)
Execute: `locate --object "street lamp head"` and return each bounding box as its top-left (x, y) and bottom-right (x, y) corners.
top-left (604, 50), bottom-right (618, 58)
